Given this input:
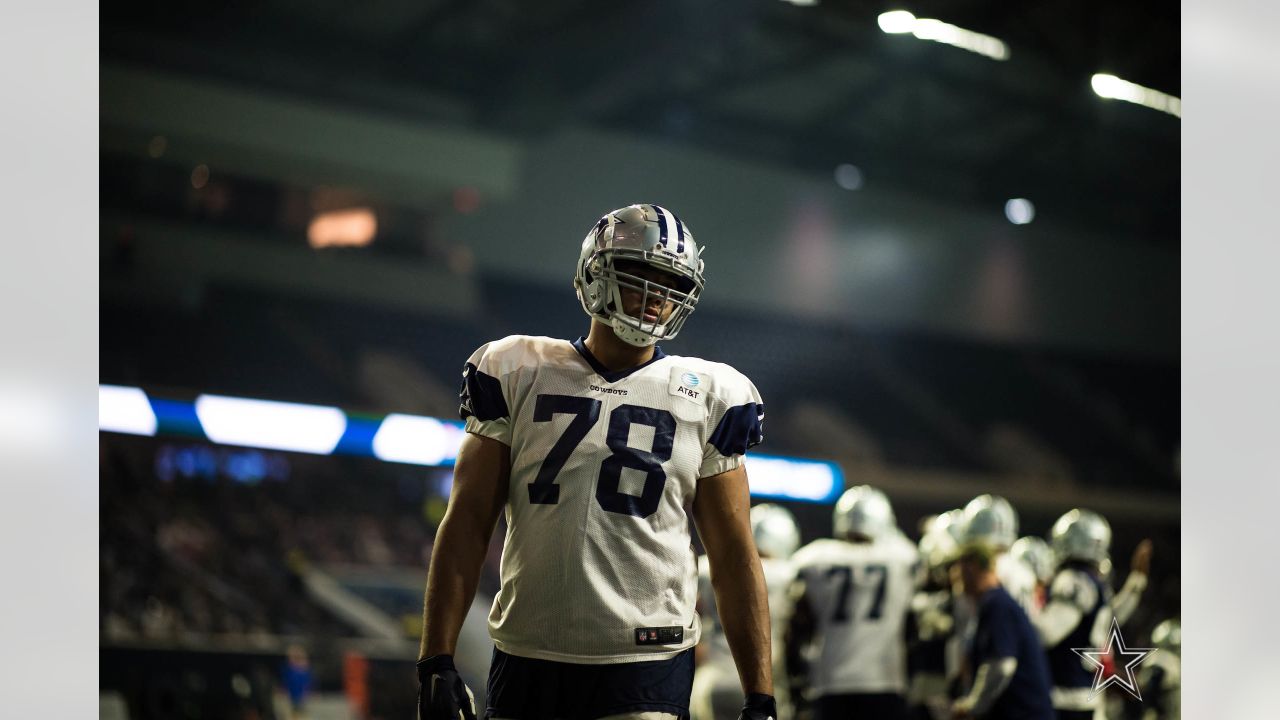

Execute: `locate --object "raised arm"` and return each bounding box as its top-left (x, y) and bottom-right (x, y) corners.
top-left (692, 464), bottom-right (774, 702)
top-left (420, 432), bottom-right (510, 658)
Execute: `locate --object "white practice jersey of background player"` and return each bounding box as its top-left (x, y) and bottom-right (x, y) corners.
top-left (996, 553), bottom-right (1040, 617)
top-left (694, 553), bottom-right (795, 717)
top-left (789, 531), bottom-right (918, 696)
top-left (462, 333), bottom-right (764, 663)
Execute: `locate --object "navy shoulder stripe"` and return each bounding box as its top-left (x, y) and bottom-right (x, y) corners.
top-left (459, 362), bottom-right (509, 422)
top-left (708, 402), bottom-right (765, 457)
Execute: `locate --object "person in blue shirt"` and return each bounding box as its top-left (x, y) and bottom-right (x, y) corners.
top-left (950, 545), bottom-right (1054, 720)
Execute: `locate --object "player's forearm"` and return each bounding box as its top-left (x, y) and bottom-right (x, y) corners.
top-left (1033, 600), bottom-right (1083, 648)
top-left (710, 554), bottom-right (774, 695)
top-left (957, 657), bottom-right (1017, 715)
top-left (419, 513), bottom-right (493, 658)
top-left (1111, 571), bottom-right (1147, 626)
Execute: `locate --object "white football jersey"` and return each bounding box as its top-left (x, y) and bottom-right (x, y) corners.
top-left (462, 335), bottom-right (765, 664)
top-left (997, 553), bottom-right (1041, 619)
top-left (790, 534), bottom-right (918, 695)
top-left (697, 554), bottom-right (796, 666)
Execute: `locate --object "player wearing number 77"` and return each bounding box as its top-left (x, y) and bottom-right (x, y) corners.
top-left (417, 204), bottom-right (776, 720)
top-left (784, 486), bottom-right (918, 720)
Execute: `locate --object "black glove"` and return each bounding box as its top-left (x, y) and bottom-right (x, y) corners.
top-left (417, 654), bottom-right (478, 720)
top-left (739, 693), bottom-right (777, 720)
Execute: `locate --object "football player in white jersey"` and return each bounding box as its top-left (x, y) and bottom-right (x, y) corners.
top-left (693, 504), bottom-right (800, 720)
top-left (786, 486), bottom-right (917, 720)
top-left (417, 204), bottom-right (777, 720)
top-left (1010, 536), bottom-right (1054, 610)
top-left (1034, 509), bottom-right (1151, 720)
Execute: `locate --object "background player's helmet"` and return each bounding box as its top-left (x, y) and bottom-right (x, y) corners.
top-left (749, 504), bottom-right (801, 559)
top-left (958, 494), bottom-right (1019, 551)
top-left (1011, 536), bottom-right (1055, 584)
top-left (1050, 508), bottom-right (1112, 565)
top-left (574, 204), bottom-right (706, 347)
top-left (1151, 618), bottom-right (1181, 654)
top-left (918, 511), bottom-right (962, 583)
top-left (832, 485), bottom-right (896, 541)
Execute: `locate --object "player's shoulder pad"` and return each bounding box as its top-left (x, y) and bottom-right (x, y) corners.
top-left (790, 538), bottom-right (846, 569)
top-left (668, 356), bottom-right (764, 456)
top-left (466, 335), bottom-right (568, 376)
top-left (667, 356), bottom-right (761, 406)
top-left (1048, 567), bottom-right (1099, 611)
top-left (461, 335), bottom-right (566, 422)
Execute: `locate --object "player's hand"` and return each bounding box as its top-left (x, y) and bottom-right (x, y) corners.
top-left (949, 698), bottom-right (974, 720)
top-left (1131, 538), bottom-right (1153, 575)
top-left (738, 692), bottom-right (777, 720)
top-left (417, 655), bottom-right (477, 720)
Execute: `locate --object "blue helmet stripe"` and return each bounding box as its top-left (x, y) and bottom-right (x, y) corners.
top-left (672, 212), bottom-right (686, 254)
top-left (652, 204), bottom-right (674, 254)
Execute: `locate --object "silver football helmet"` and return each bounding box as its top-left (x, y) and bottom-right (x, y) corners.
top-left (750, 503), bottom-right (801, 559)
top-left (574, 204), bottom-right (706, 347)
top-left (919, 512), bottom-right (962, 580)
top-left (833, 485), bottom-right (896, 541)
top-left (959, 494), bottom-right (1019, 551)
top-left (1011, 536), bottom-right (1054, 585)
top-left (1151, 618), bottom-right (1180, 653)
top-left (1049, 508), bottom-right (1112, 565)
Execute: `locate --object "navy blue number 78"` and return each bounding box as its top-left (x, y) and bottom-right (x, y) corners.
top-left (530, 394), bottom-right (676, 518)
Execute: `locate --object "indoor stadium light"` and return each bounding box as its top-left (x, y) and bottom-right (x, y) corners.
top-left (1004, 198), bottom-right (1035, 225)
top-left (744, 455), bottom-right (844, 503)
top-left (194, 394), bottom-right (347, 454)
top-left (98, 384), bottom-right (158, 436)
top-left (307, 207), bottom-right (378, 248)
top-left (878, 10), bottom-right (917, 34)
top-left (1091, 74), bottom-right (1181, 118)
top-left (371, 414), bottom-right (466, 467)
top-left (878, 10), bottom-right (1009, 61)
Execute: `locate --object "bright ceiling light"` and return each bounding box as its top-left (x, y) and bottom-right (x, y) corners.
top-left (1091, 74), bottom-right (1181, 118)
top-left (1005, 198), bottom-right (1036, 225)
top-left (308, 207), bottom-right (378, 248)
top-left (879, 10), bottom-right (1008, 60)
top-left (878, 10), bottom-right (917, 33)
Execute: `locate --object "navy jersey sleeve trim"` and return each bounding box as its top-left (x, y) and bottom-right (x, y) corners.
top-left (570, 336), bottom-right (667, 383)
top-left (460, 362), bottom-right (509, 421)
top-left (708, 401), bottom-right (765, 457)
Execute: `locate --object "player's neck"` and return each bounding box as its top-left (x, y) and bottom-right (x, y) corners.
top-left (585, 320), bottom-right (655, 371)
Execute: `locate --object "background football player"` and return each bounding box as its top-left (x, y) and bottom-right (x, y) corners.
top-left (417, 204), bottom-right (776, 720)
top-left (786, 486), bottom-right (918, 720)
top-left (906, 512), bottom-right (962, 720)
top-left (1034, 509), bottom-right (1151, 720)
top-left (693, 503), bottom-right (801, 720)
top-left (1010, 536), bottom-right (1055, 610)
top-left (1138, 618), bottom-right (1180, 720)
top-left (958, 495), bottom-right (1040, 618)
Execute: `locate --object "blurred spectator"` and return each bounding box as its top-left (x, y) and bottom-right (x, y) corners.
top-left (281, 644), bottom-right (314, 718)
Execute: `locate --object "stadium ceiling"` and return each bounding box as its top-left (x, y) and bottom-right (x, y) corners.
top-left (102, 0), bottom-right (1179, 245)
